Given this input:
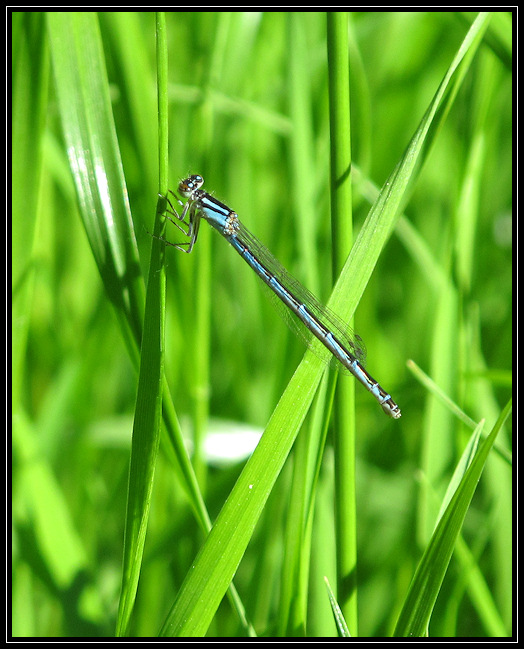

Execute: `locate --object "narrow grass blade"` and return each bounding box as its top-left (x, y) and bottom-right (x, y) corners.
top-left (115, 13), bottom-right (169, 635)
top-left (393, 399), bottom-right (511, 637)
top-left (12, 12), bottom-right (49, 405)
top-left (158, 13), bottom-right (492, 637)
top-left (116, 201), bottom-right (165, 636)
top-left (327, 11), bottom-right (358, 633)
top-left (47, 12), bottom-right (145, 364)
top-left (324, 576), bottom-right (351, 637)
top-left (327, 12), bottom-right (491, 326)
top-left (47, 12), bottom-right (165, 636)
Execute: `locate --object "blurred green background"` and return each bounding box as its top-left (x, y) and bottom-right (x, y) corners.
top-left (12, 11), bottom-right (512, 637)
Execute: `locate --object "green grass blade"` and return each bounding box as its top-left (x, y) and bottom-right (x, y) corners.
top-left (47, 12), bottom-right (164, 636)
top-left (116, 203), bottom-right (165, 636)
top-left (12, 12), bottom-right (49, 406)
top-left (12, 12), bottom-right (511, 638)
top-left (159, 353), bottom-right (328, 637)
top-left (393, 399), bottom-right (511, 637)
top-left (47, 11), bottom-right (145, 364)
top-left (46, 12), bottom-right (253, 636)
top-left (328, 12), bottom-right (491, 326)
top-left (327, 11), bottom-right (358, 633)
top-left (115, 13), bottom-right (168, 636)
top-left (158, 12), bottom-right (492, 638)
top-left (324, 576), bottom-right (351, 637)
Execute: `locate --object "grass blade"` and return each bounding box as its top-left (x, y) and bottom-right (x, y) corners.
top-left (327, 11), bottom-right (358, 633)
top-left (47, 12), bottom-right (164, 636)
top-left (115, 13), bottom-right (168, 636)
top-left (324, 576), bottom-right (351, 637)
top-left (158, 12), bottom-right (492, 637)
top-left (47, 11), bottom-right (145, 363)
top-left (393, 399), bottom-right (511, 637)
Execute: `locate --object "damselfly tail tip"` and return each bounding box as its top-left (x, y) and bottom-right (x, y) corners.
top-left (382, 400), bottom-right (402, 419)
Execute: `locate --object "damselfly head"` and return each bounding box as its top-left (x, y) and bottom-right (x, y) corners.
top-left (178, 174), bottom-right (204, 197)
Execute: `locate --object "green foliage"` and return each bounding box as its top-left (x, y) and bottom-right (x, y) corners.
top-left (12, 11), bottom-right (512, 638)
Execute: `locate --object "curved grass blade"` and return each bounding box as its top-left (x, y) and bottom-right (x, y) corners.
top-left (47, 12), bottom-right (163, 636)
top-left (324, 576), bottom-right (351, 637)
top-left (48, 12), bottom-right (255, 636)
top-left (393, 399), bottom-right (511, 637)
top-left (47, 11), bottom-right (145, 364)
top-left (158, 12), bottom-right (492, 638)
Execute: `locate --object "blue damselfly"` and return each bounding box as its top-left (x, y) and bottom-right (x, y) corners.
top-left (162, 174), bottom-right (401, 419)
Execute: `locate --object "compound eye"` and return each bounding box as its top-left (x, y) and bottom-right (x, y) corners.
top-left (189, 174), bottom-right (203, 187)
top-left (178, 174), bottom-right (204, 197)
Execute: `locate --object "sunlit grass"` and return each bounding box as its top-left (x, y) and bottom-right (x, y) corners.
top-left (12, 10), bottom-right (512, 638)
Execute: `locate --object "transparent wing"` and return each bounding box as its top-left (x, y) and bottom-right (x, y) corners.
top-left (234, 220), bottom-right (367, 369)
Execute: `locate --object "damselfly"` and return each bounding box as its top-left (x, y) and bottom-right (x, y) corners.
top-left (161, 175), bottom-right (401, 419)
